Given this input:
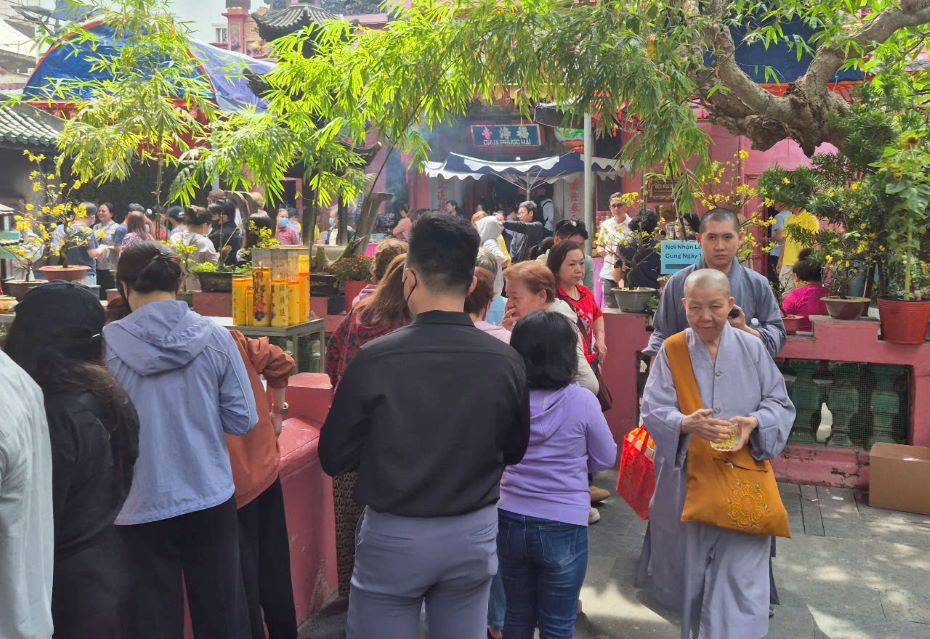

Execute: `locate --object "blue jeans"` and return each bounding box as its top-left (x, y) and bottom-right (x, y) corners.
top-left (497, 510), bottom-right (588, 639)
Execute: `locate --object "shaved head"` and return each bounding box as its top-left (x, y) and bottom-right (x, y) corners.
top-left (684, 268), bottom-right (731, 298)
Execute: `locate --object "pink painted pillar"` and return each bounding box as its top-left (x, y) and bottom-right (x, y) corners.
top-left (601, 310), bottom-right (651, 444)
top-left (281, 374), bottom-right (338, 622)
top-left (182, 373), bottom-right (338, 638)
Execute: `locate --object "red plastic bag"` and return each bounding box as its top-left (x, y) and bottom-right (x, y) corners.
top-left (616, 425), bottom-right (656, 520)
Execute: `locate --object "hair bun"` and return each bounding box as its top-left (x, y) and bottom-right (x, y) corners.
top-left (136, 252), bottom-right (181, 293)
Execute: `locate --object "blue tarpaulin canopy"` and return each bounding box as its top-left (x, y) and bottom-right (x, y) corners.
top-left (726, 22), bottom-right (863, 84)
top-left (23, 23), bottom-right (275, 113)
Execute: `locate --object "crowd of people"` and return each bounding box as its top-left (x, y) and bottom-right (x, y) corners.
top-left (317, 204), bottom-right (795, 639)
top-left (0, 186), bottom-right (800, 639)
top-left (1, 240), bottom-right (299, 639)
top-left (27, 190), bottom-right (306, 300)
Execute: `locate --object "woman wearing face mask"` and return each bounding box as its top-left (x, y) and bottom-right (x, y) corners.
top-left (275, 209), bottom-right (301, 246)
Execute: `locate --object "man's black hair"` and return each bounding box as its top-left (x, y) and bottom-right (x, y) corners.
top-left (630, 209), bottom-right (659, 234)
top-left (555, 219), bottom-right (589, 240)
top-left (510, 311), bottom-right (578, 390)
top-left (127, 203), bottom-right (146, 214)
top-left (698, 208), bottom-right (741, 234)
top-left (214, 198), bottom-right (237, 222)
top-left (407, 212), bottom-right (479, 295)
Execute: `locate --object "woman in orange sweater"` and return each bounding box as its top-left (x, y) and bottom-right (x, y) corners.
top-left (226, 332), bottom-right (298, 639)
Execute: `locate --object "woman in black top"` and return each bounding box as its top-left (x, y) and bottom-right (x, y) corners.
top-left (5, 281), bottom-right (139, 639)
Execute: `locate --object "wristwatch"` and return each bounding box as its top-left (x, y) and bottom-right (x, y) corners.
top-left (272, 401), bottom-right (289, 416)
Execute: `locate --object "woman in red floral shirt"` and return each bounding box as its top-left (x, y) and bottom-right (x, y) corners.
top-left (323, 254), bottom-right (412, 598)
top-left (547, 240), bottom-right (606, 368)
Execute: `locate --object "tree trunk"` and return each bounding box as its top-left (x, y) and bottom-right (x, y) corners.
top-left (300, 179), bottom-right (319, 246)
top-left (351, 191), bottom-right (393, 256)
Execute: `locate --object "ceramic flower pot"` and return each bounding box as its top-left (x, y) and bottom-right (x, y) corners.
top-left (196, 271), bottom-right (235, 293)
top-left (878, 297), bottom-right (930, 345)
top-left (782, 315), bottom-right (802, 335)
top-left (612, 288), bottom-right (658, 314)
top-left (343, 280), bottom-right (369, 311)
top-left (822, 297), bottom-right (869, 321)
top-left (38, 265), bottom-right (91, 282)
top-left (3, 280), bottom-right (45, 301)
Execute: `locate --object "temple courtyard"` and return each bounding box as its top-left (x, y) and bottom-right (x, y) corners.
top-left (300, 471), bottom-right (930, 639)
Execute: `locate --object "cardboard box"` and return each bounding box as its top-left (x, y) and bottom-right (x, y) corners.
top-left (869, 443), bottom-right (930, 516)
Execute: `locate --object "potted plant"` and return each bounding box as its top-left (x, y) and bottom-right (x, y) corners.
top-left (167, 237), bottom-right (200, 306)
top-left (613, 217), bottom-right (661, 313)
top-left (4, 152), bottom-right (97, 292)
top-left (695, 151), bottom-right (778, 270)
top-left (759, 140), bottom-right (886, 319)
top-left (1, 221), bottom-right (48, 300)
top-left (874, 133), bottom-right (930, 343)
top-left (785, 222), bottom-right (875, 320)
top-left (327, 254), bottom-right (373, 309)
top-left (310, 245), bottom-right (339, 296)
top-left (782, 315), bottom-right (803, 334)
top-left (191, 262), bottom-right (251, 293)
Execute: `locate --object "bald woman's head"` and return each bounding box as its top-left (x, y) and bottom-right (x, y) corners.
top-left (684, 268), bottom-right (731, 298)
top-left (681, 269), bottom-right (735, 343)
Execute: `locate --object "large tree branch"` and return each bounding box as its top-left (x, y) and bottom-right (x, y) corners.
top-left (681, 0), bottom-right (930, 153)
top-left (800, 0), bottom-right (930, 94)
top-left (685, 0), bottom-right (800, 148)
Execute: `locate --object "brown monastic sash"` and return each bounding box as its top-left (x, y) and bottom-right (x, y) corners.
top-left (664, 331), bottom-right (791, 538)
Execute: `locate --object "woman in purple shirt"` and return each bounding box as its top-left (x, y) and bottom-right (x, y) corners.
top-left (499, 312), bottom-right (617, 638)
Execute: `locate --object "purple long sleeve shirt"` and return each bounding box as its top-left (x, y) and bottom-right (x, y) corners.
top-left (498, 385), bottom-right (617, 527)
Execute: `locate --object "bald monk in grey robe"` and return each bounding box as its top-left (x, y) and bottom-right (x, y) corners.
top-left (636, 269), bottom-right (795, 639)
top-left (644, 208), bottom-right (786, 359)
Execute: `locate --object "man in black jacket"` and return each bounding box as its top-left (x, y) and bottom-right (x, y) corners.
top-left (208, 199), bottom-right (242, 266)
top-left (502, 200), bottom-right (548, 263)
top-left (320, 213), bottom-right (530, 639)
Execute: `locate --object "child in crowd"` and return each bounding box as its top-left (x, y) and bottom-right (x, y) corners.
top-left (781, 248), bottom-right (829, 331)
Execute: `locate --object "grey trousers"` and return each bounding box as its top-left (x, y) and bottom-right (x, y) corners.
top-left (602, 278), bottom-right (618, 308)
top-left (347, 505), bottom-right (498, 639)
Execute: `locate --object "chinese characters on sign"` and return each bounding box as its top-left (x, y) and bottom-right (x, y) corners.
top-left (470, 124), bottom-right (543, 150)
top-left (568, 176), bottom-right (582, 220)
top-left (647, 178), bottom-right (676, 202)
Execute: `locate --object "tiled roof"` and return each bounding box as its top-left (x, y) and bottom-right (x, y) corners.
top-left (0, 101), bottom-right (63, 149)
top-left (252, 3), bottom-right (342, 40)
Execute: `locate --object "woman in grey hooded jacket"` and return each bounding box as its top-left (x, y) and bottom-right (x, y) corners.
top-left (105, 242), bottom-right (258, 639)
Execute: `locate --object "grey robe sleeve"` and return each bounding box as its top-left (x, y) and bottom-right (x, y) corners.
top-left (641, 346), bottom-right (689, 469)
top-left (748, 346), bottom-right (796, 461)
top-left (753, 280), bottom-right (787, 358)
